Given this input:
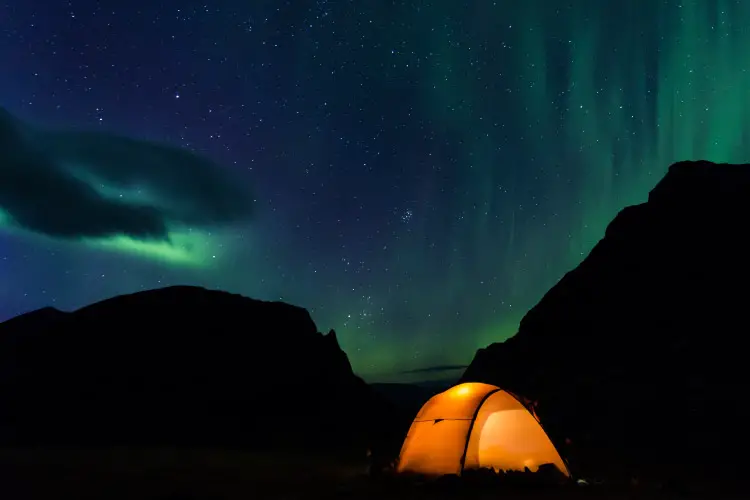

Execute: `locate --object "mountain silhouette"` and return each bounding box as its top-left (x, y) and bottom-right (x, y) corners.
top-left (461, 161), bottom-right (750, 486)
top-left (0, 286), bottom-right (394, 458)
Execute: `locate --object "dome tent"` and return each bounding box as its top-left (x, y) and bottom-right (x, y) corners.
top-left (396, 382), bottom-right (569, 477)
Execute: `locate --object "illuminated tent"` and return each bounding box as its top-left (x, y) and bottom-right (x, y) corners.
top-left (396, 382), bottom-right (569, 477)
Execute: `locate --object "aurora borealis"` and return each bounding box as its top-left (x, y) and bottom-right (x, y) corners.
top-left (1, 0), bottom-right (749, 381)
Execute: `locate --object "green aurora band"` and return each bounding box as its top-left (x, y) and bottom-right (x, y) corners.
top-left (352, 0), bottom-right (750, 380)
top-left (0, 205), bottom-right (227, 268)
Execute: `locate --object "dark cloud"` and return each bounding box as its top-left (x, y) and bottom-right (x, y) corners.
top-left (400, 364), bottom-right (468, 375)
top-left (0, 107), bottom-right (253, 242)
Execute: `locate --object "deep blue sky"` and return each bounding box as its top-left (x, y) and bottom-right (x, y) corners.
top-left (2, 0), bottom-right (748, 381)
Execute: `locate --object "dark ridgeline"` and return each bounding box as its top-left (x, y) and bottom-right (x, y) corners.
top-left (0, 286), bottom-right (399, 458)
top-left (462, 161), bottom-right (750, 486)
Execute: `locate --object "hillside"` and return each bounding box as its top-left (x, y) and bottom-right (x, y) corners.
top-left (462, 161), bottom-right (750, 485)
top-left (0, 286), bottom-right (397, 457)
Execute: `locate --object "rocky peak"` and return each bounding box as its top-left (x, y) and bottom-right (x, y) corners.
top-left (461, 161), bottom-right (750, 486)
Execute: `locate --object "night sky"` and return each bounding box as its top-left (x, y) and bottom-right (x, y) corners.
top-left (1, 1), bottom-right (748, 381)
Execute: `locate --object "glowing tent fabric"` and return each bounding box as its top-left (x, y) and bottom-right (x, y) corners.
top-left (396, 383), bottom-right (569, 477)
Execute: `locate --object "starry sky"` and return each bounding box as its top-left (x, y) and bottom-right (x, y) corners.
top-left (1, 0), bottom-right (749, 382)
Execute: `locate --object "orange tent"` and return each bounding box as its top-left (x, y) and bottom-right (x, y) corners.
top-left (396, 382), bottom-right (569, 477)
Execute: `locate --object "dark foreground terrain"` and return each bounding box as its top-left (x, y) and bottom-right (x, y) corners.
top-left (0, 448), bottom-right (743, 500)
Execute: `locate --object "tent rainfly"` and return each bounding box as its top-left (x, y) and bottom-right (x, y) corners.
top-left (396, 382), bottom-right (569, 477)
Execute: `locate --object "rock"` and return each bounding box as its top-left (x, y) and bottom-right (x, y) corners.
top-left (461, 161), bottom-right (750, 486)
top-left (0, 285), bottom-right (392, 457)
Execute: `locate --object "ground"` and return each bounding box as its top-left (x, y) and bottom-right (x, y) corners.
top-left (0, 449), bottom-right (737, 499)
